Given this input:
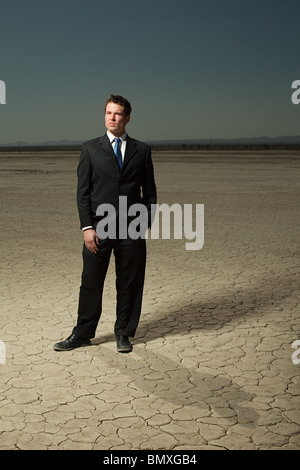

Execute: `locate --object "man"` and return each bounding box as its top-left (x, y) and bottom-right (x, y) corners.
top-left (54, 94), bottom-right (156, 353)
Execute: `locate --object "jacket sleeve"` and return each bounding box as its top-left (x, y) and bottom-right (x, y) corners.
top-left (77, 145), bottom-right (93, 229)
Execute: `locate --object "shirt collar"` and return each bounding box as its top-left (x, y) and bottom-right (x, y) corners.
top-left (106, 130), bottom-right (127, 143)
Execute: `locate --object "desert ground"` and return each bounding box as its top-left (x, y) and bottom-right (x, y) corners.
top-left (0, 149), bottom-right (299, 450)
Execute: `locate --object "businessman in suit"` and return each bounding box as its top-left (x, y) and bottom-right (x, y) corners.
top-left (54, 94), bottom-right (156, 353)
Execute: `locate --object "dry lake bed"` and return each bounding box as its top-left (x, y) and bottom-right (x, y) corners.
top-left (0, 149), bottom-right (299, 450)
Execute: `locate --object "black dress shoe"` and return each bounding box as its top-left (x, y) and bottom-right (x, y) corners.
top-left (115, 335), bottom-right (133, 353)
top-left (53, 333), bottom-right (91, 351)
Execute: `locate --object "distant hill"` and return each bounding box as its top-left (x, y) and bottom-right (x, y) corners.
top-left (1, 135), bottom-right (300, 149)
top-left (0, 139), bottom-right (84, 147)
top-left (146, 135), bottom-right (300, 146)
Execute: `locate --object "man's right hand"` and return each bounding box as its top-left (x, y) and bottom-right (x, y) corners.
top-left (83, 229), bottom-right (99, 254)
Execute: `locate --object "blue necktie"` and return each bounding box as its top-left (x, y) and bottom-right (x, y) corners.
top-left (114, 137), bottom-right (122, 169)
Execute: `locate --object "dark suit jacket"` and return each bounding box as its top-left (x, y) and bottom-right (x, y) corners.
top-left (77, 134), bottom-right (157, 229)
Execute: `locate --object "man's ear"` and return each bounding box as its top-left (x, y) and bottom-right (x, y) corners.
top-left (126, 115), bottom-right (131, 125)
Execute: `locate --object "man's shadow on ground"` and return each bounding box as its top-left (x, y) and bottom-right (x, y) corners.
top-left (89, 342), bottom-right (259, 426)
top-left (89, 275), bottom-right (294, 426)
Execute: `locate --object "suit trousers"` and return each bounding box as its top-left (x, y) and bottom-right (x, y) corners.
top-left (72, 237), bottom-right (146, 339)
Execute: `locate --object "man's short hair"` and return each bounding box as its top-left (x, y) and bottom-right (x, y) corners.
top-left (105, 94), bottom-right (132, 117)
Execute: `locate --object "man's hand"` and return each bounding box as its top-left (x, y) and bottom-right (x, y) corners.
top-left (83, 229), bottom-right (99, 253)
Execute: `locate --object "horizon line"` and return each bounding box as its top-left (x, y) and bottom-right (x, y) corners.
top-left (1, 134), bottom-right (300, 147)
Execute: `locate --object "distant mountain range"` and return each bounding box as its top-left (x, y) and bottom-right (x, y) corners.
top-left (148, 135), bottom-right (300, 145)
top-left (1, 135), bottom-right (300, 147)
top-left (0, 139), bottom-right (84, 147)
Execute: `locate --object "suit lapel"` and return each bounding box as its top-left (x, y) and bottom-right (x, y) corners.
top-left (96, 134), bottom-right (120, 171)
top-left (123, 136), bottom-right (138, 168)
top-left (98, 134), bottom-right (115, 157)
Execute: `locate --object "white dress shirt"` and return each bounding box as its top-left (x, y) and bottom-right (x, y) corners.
top-left (106, 130), bottom-right (127, 161)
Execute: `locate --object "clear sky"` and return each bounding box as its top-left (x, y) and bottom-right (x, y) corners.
top-left (0, 0), bottom-right (299, 144)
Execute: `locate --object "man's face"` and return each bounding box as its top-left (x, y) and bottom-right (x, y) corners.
top-left (105, 102), bottom-right (130, 136)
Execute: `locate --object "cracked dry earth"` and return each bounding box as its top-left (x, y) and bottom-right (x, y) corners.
top-left (0, 149), bottom-right (299, 450)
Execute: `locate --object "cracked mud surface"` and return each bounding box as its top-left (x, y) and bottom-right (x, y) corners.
top-left (0, 150), bottom-right (299, 449)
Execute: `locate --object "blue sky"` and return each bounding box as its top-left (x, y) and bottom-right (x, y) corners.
top-left (0, 0), bottom-right (299, 144)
